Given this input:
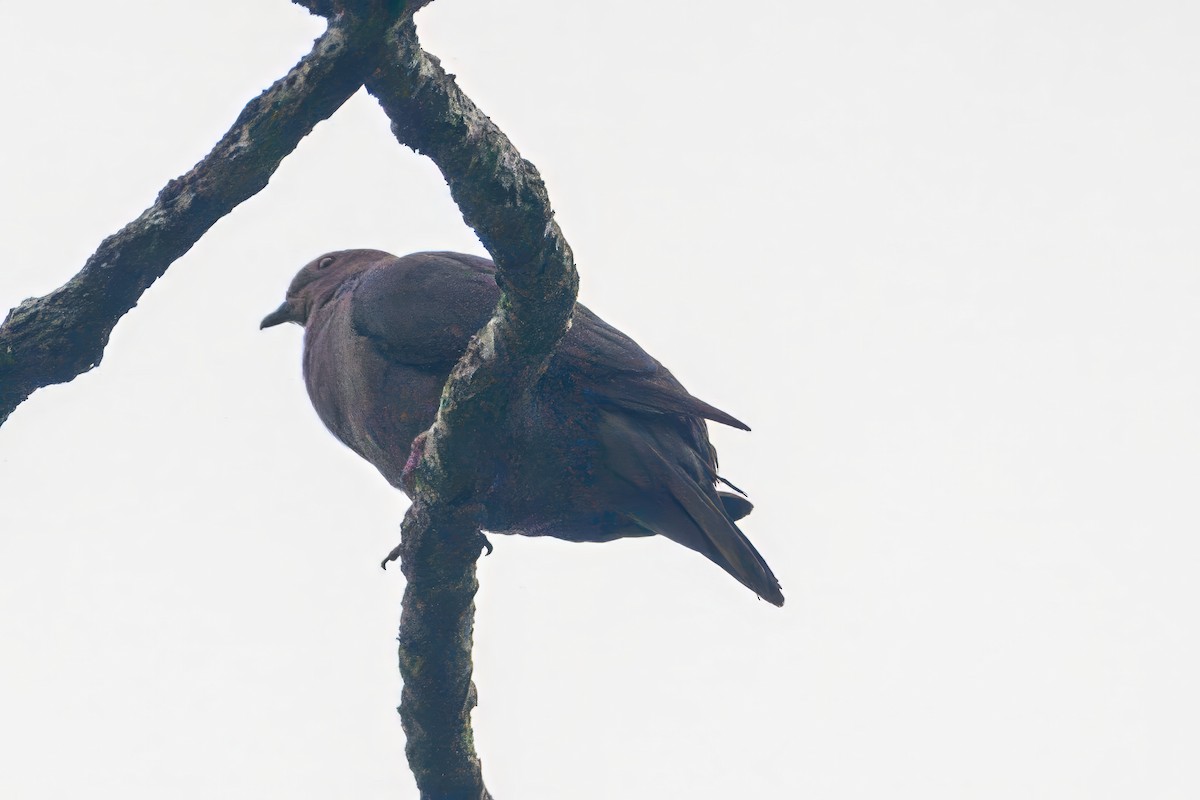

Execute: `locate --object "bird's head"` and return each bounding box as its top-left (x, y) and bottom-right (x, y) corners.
top-left (260, 249), bottom-right (395, 329)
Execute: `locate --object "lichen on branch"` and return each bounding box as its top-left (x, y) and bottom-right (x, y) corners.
top-left (2, 5), bottom-right (576, 798)
top-left (365, 20), bottom-right (579, 800)
top-left (0, 3), bottom-right (403, 426)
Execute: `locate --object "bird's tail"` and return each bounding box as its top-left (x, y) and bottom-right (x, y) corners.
top-left (631, 462), bottom-right (784, 607)
top-left (598, 409), bottom-right (783, 605)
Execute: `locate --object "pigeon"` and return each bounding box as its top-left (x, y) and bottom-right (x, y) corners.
top-left (262, 249), bottom-right (783, 606)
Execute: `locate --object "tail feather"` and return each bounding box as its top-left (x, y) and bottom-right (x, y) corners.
top-left (718, 491), bottom-right (754, 521)
top-left (629, 463), bottom-right (784, 606)
top-left (598, 409), bottom-right (783, 606)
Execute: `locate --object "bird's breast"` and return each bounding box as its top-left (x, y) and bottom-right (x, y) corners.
top-left (302, 299), bottom-right (445, 491)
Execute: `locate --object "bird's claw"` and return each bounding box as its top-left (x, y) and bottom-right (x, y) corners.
top-left (380, 542), bottom-right (403, 570)
top-left (379, 530), bottom-right (492, 569)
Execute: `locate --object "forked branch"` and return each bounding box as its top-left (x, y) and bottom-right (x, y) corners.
top-left (1, 4), bottom-right (577, 798)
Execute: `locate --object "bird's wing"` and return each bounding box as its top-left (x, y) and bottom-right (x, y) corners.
top-left (553, 305), bottom-right (751, 431)
top-left (349, 251), bottom-right (499, 366)
top-left (351, 250), bottom-right (748, 430)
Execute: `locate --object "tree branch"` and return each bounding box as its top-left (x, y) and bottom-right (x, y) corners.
top-left (365, 20), bottom-right (579, 800)
top-left (368, 21), bottom-right (579, 490)
top-left (0, 3), bottom-right (405, 426)
top-left (5, 5), bottom-right (574, 796)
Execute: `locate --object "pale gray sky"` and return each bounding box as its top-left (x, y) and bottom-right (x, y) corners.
top-left (2, 1), bottom-right (1198, 797)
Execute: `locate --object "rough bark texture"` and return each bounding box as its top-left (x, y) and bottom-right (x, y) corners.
top-left (392, 499), bottom-right (494, 800)
top-left (0, 2), bottom-right (406, 426)
top-left (367, 22), bottom-right (579, 495)
top-left (365, 21), bottom-right (579, 800)
top-left (3, 4), bottom-right (577, 797)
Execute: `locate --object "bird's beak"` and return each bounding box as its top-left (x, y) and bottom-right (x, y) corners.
top-left (260, 300), bottom-right (301, 329)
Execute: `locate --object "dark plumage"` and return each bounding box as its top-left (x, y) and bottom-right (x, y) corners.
top-left (262, 249), bottom-right (783, 606)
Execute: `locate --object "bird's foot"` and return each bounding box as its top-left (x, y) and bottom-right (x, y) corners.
top-left (379, 523), bottom-right (493, 570)
top-left (380, 541), bottom-right (403, 570)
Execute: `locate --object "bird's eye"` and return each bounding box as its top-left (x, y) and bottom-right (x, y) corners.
top-left (318, 256), bottom-right (336, 270)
